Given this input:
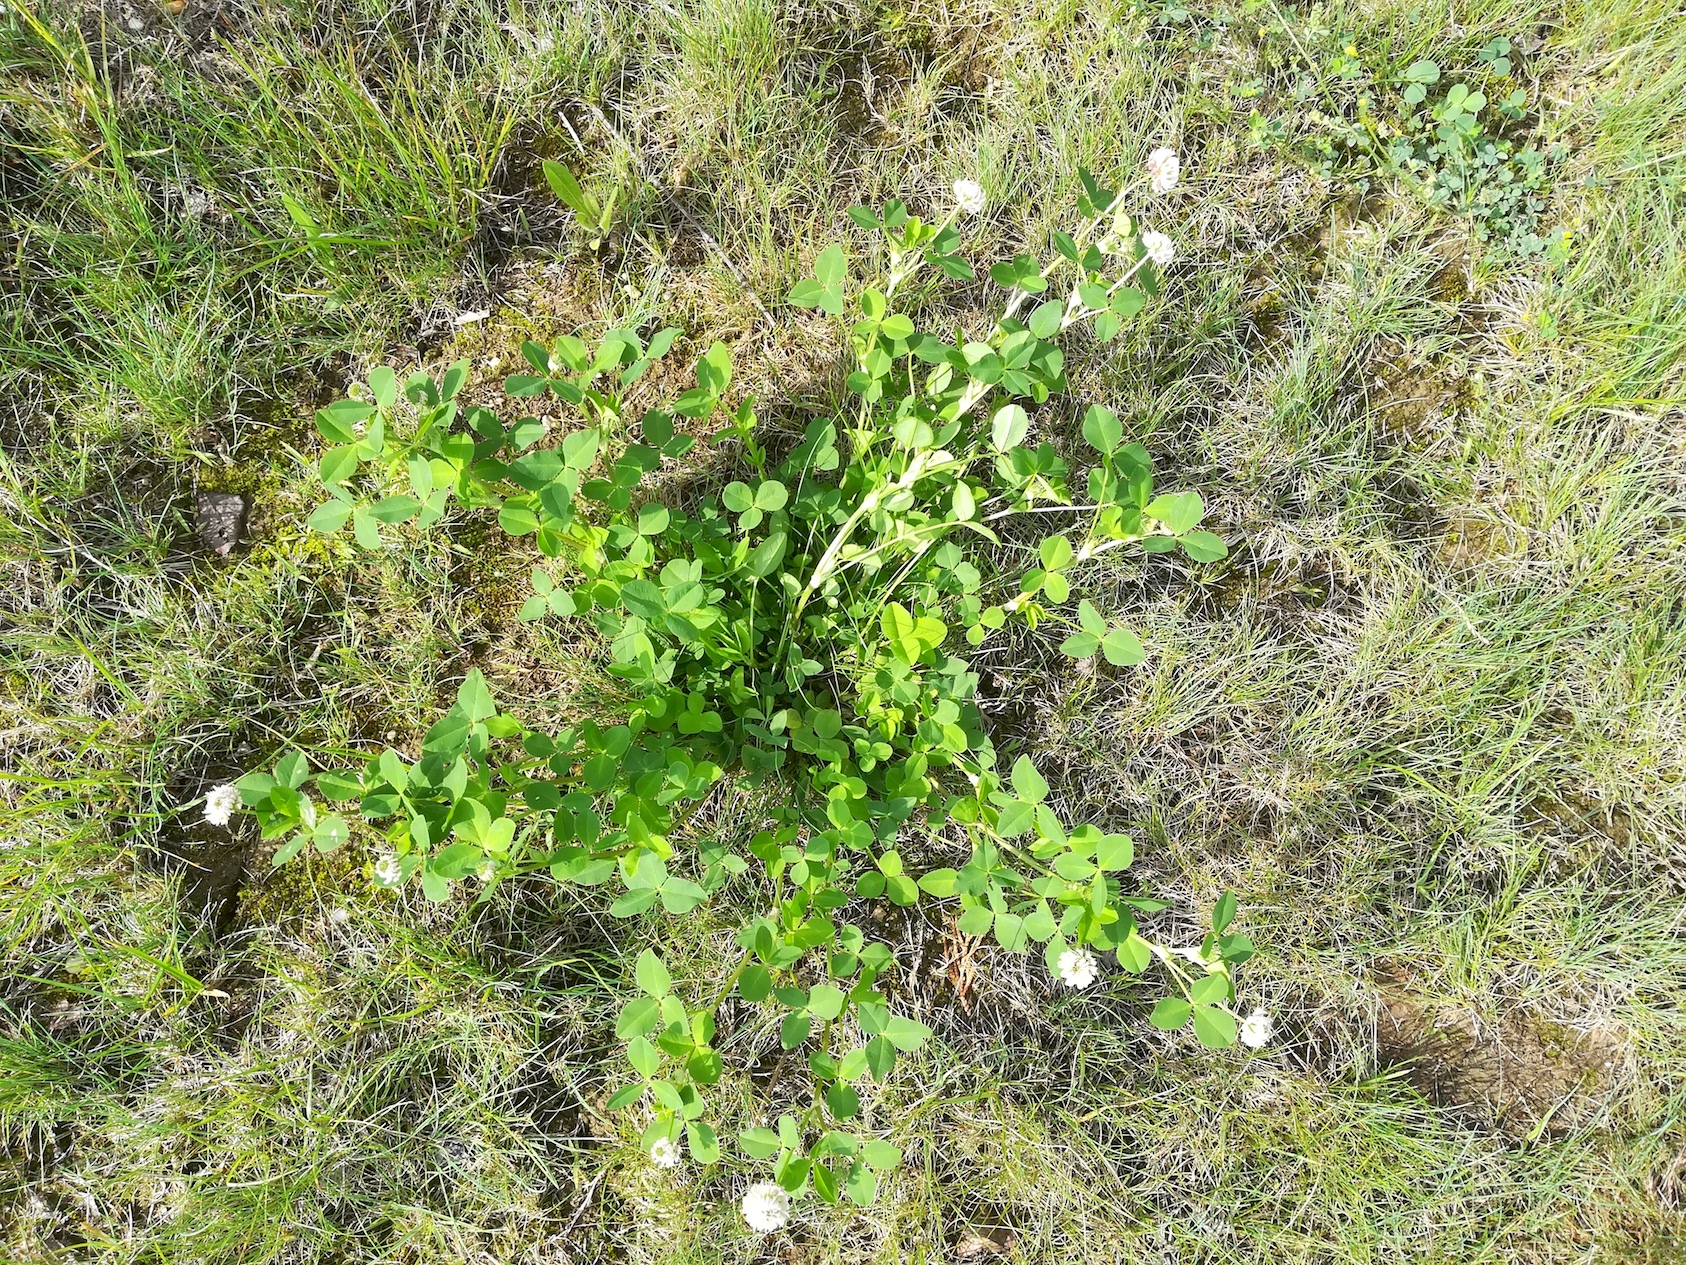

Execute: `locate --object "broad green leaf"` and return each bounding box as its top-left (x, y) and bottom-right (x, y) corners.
top-left (864, 1035), bottom-right (896, 1079)
top-left (315, 771), bottom-right (363, 801)
top-left (542, 159), bottom-right (595, 219)
top-left (1213, 890), bottom-right (1237, 934)
top-left (1082, 405), bottom-right (1123, 455)
top-left (368, 494), bottom-right (421, 524)
top-left (1101, 627), bottom-right (1145, 667)
top-left (1011, 755), bottom-right (1049, 804)
top-left (952, 480), bottom-right (976, 521)
top-left (367, 365), bottom-right (396, 408)
top-left (846, 1164), bottom-right (878, 1207)
top-left (1096, 832), bottom-right (1134, 871)
top-left (1039, 534), bottom-right (1073, 571)
top-left (1145, 490), bottom-right (1204, 533)
top-left (813, 242), bottom-right (847, 285)
top-left (1190, 974), bottom-right (1230, 1005)
top-left (617, 996), bottom-right (662, 1038)
top-left (739, 1127), bottom-right (781, 1159)
top-left (990, 404), bottom-right (1029, 453)
top-left (1026, 299), bottom-right (1064, 338)
top-left (880, 603), bottom-right (922, 664)
top-left (314, 400), bottom-right (371, 443)
top-left (312, 815), bottom-right (349, 852)
top-left (882, 1016), bottom-right (932, 1052)
top-left (917, 868), bottom-right (958, 897)
top-left (1149, 997), bottom-right (1192, 1030)
top-left (738, 963), bottom-right (772, 1001)
top-left (456, 669), bottom-right (496, 721)
top-left (995, 799), bottom-right (1035, 836)
top-left (747, 532), bottom-right (788, 578)
top-left (781, 1011), bottom-right (812, 1048)
top-left (499, 499), bottom-right (540, 535)
top-left (1116, 933), bottom-right (1152, 973)
top-left (862, 1140), bottom-right (902, 1170)
top-left (319, 445), bottom-right (359, 485)
top-left (1060, 631), bottom-right (1100, 659)
top-left (686, 1121), bottom-right (721, 1163)
top-left (1193, 1005), bottom-right (1238, 1048)
top-left (635, 949), bottom-right (672, 997)
top-left (1181, 529), bottom-right (1228, 562)
top-left (808, 984), bottom-right (846, 1020)
top-left (626, 1035), bottom-right (660, 1076)
top-left (957, 905), bottom-right (994, 937)
top-left (813, 1159), bottom-right (840, 1204)
top-left (993, 911), bottom-right (1028, 951)
top-left (307, 500), bottom-right (353, 534)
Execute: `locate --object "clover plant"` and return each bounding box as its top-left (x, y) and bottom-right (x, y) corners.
top-left (234, 163), bottom-right (1256, 1207)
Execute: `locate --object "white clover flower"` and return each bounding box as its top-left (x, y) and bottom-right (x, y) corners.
top-left (202, 783), bottom-right (240, 827)
top-left (1239, 1008), bottom-right (1275, 1049)
top-left (649, 1136), bottom-right (681, 1169)
top-left (475, 858), bottom-right (499, 883)
top-left (741, 1181), bottom-right (792, 1233)
top-left (952, 178), bottom-right (987, 216)
top-left (373, 854), bottom-right (403, 886)
top-left (1142, 230), bottom-right (1175, 267)
top-left (1146, 146), bottom-right (1180, 194)
top-left (1056, 947), bottom-right (1099, 989)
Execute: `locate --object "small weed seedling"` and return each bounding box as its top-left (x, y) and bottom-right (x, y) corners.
top-left (1241, 4), bottom-right (1570, 255)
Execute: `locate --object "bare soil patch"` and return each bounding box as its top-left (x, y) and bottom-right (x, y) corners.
top-left (1375, 982), bottom-right (1624, 1136)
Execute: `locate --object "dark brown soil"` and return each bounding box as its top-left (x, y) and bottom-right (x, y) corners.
top-left (1375, 983), bottom-right (1624, 1137)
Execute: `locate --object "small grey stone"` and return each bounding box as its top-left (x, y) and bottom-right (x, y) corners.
top-left (195, 491), bottom-right (248, 556)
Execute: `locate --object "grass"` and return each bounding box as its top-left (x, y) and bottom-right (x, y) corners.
top-left (3, 0), bottom-right (1684, 1260)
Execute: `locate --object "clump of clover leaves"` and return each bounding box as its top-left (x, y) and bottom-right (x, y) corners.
top-left (1235, 4), bottom-right (1568, 258)
top-left (237, 166), bottom-right (1254, 1207)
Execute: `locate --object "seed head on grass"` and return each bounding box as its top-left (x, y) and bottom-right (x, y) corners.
top-left (202, 783), bottom-right (240, 826)
top-left (741, 1181), bottom-right (792, 1232)
top-left (1057, 947), bottom-right (1099, 988)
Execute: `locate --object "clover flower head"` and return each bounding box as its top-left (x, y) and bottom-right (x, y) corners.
top-left (1146, 146), bottom-right (1180, 194)
top-left (373, 854), bottom-right (403, 886)
top-left (476, 858), bottom-right (499, 883)
top-left (1057, 947), bottom-right (1099, 989)
top-left (953, 178), bottom-right (987, 216)
top-left (202, 783), bottom-right (240, 827)
top-left (1142, 230), bottom-right (1175, 267)
top-left (1239, 1008), bottom-right (1275, 1049)
top-left (649, 1136), bottom-right (681, 1169)
top-left (741, 1181), bottom-right (792, 1232)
